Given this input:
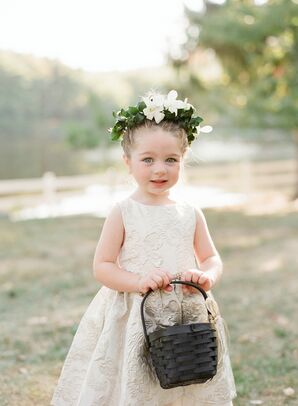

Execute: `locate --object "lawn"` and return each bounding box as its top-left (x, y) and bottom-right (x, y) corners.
top-left (0, 204), bottom-right (297, 405)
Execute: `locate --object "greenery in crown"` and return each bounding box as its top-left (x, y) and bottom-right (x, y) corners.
top-left (108, 90), bottom-right (212, 145)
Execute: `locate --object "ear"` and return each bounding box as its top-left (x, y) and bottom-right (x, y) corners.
top-left (123, 154), bottom-right (131, 173)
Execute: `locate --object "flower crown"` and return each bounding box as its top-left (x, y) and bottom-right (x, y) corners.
top-left (109, 90), bottom-right (212, 145)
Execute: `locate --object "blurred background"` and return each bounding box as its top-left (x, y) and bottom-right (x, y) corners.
top-left (0, 0), bottom-right (297, 405)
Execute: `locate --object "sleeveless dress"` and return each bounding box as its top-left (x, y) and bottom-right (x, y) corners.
top-left (51, 197), bottom-right (237, 405)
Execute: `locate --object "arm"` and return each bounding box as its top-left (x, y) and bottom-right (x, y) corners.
top-left (181, 208), bottom-right (223, 291)
top-left (193, 208), bottom-right (223, 286)
top-left (93, 204), bottom-right (140, 292)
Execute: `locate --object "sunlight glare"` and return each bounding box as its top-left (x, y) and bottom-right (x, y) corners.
top-left (0, 0), bottom-right (188, 72)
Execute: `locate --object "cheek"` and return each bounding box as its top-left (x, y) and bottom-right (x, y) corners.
top-left (132, 162), bottom-right (148, 178)
top-left (171, 163), bottom-right (181, 175)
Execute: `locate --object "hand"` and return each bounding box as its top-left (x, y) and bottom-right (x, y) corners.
top-left (137, 269), bottom-right (174, 295)
top-left (181, 269), bottom-right (215, 294)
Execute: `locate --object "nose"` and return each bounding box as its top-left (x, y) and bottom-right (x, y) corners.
top-left (153, 161), bottom-right (167, 174)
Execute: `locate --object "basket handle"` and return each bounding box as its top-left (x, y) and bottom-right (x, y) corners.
top-left (140, 280), bottom-right (211, 347)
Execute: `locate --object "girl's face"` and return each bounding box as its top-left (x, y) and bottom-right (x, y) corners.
top-left (123, 128), bottom-right (183, 200)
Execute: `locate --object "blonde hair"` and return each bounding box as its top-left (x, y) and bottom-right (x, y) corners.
top-left (121, 119), bottom-right (189, 158)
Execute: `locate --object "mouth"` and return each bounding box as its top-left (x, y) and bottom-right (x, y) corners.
top-left (150, 180), bottom-right (167, 184)
top-left (150, 180), bottom-right (168, 188)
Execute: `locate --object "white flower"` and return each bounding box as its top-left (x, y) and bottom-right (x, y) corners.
top-left (143, 107), bottom-right (165, 123)
top-left (164, 90), bottom-right (187, 115)
top-left (196, 124), bottom-right (213, 135)
top-left (142, 92), bottom-right (165, 123)
top-left (142, 92), bottom-right (165, 108)
top-left (183, 98), bottom-right (195, 110)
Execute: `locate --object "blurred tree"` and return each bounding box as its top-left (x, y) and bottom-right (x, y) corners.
top-left (0, 52), bottom-right (118, 177)
top-left (174, 0), bottom-right (298, 198)
top-left (66, 92), bottom-right (115, 150)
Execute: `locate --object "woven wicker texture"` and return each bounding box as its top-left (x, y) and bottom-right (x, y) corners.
top-left (141, 281), bottom-right (218, 389)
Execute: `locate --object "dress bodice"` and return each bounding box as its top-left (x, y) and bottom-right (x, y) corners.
top-left (117, 197), bottom-right (198, 276)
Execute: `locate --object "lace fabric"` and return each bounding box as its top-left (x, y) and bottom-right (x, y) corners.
top-left (51, 197), bottom-right (237, 405)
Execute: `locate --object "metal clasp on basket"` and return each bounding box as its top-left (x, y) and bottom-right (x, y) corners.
top-left (173, 272), bottom-right (182, 281)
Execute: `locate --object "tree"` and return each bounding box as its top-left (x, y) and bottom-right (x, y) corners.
top-left (174, 0), bottom-right (298, 198)
top-left (66, 92), bottom-right (114, 150)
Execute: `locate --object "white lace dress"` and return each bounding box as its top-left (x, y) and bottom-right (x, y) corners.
top-left (51, 197), bottom-right (237, 406)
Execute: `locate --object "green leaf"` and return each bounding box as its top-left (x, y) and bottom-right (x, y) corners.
top-left (111, 128), bottom-right (121, 141)
top-left (190, 116), bottom-right (203, 126)
top-left (137, 101), bottom-right (146, 111)
top-left (128, 106), bottom-right (139, 115)
top-left (119, 108), bottom-right (130, 118)
top-left (134, 112), bottom-right (145, 124)
top-left (164, 110), bottom-right (176, 120)
top-left (114, 122), bottom-right (123, 131)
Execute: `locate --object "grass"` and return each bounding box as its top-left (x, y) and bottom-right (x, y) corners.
top-left (0, 204), bottom-right (297, 405)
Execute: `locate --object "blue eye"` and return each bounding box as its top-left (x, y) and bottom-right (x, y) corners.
top-left (142, 157), bottom-right (178, 164)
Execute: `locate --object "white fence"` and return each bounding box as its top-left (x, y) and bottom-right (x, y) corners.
top-left (185, 159), bottom-right (296, 194)
top-left (0, 159), bottom-right (296, 198)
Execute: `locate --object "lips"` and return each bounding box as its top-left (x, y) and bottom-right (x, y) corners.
top-left (151, 180), bottom-right (167, 183)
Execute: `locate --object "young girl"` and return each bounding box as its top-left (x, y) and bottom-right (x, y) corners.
top-left (51, 90), bottom-right (237, 406)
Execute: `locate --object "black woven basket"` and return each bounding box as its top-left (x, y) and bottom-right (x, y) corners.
top-left (140, 280), bottom-right (217, 389)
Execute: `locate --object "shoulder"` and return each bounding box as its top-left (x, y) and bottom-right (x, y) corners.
top-left (98, 202), bottom-right (125, 247)
top-left (94, 202), bottom-right (125, 264)
top-left (178, 200), bottom-right (202, 218)
top-left (193, 206), bottom-right (207, 223)
top-left (103, 202), bottom-right (124, 230)
top-left (114, 197), bottom-right (130, 212)
top-left (179, 203), bottom-right (208, 230)
top-left (107, 197), bottom-right (136, 226)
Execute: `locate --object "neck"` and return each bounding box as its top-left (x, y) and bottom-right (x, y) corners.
top-left (131, 191), bottom-right (173, 205)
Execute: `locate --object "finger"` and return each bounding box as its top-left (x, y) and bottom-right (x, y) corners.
top-left (187, 271), bottom-right (194, 282)
top-left (182, 285), bottom-right (190, 294)
top-left (198, 274), bottom-right (207, 284)
top-left (157, 271), bottom-right (170, 286)
top-left (163, 279), bottom-right (171, 289)
top-left (166, 273), bottom-right (176, 291)
top-left (158, 269), bottom-right (170, 277)
top-left (191, 268), bottom-right (203, 280)
top-left (188, 272), bottom-right (195, 283)
top-left (203, 278), bottom-right (212, 290)
top-left (166, 272), bottom-right (174, 281)
top-left (163, 271), bottom-right (174, 284)
top-left (181, 277), bottom-right (186, 292)
top-left (152, 274), bottom-right (163, 282)
top-left (149, 281), bottom-right (159, 291)
top-left (152, 275), bottom-right (164, 288)
top-left (181, 272), bottom-right (190, 282)
top-left (180, 274), bottom-right (188, 291)
top-left (159, 273), bottom-right (170, 287)
top-left (180, 273), bottom-right (190, 292)
top-left (157, 271), bottom-right (171, 287)
top-left (151, 269), bottom-right (166, 277)
top-left (191, 273), bottom-right (200, 284)
top-left (160, 275), bottom-right (168, 288)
